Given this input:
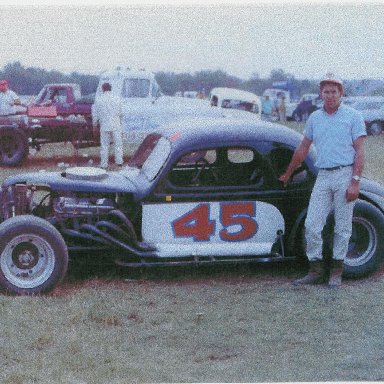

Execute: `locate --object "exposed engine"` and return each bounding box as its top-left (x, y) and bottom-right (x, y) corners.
top-left (53, 197), bottom-right (116, 218)
top-left (0, 182), bottom-right (155, 258)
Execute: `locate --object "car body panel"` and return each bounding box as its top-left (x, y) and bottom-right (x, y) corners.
top-left (142, 200), bottom-right (284, 257)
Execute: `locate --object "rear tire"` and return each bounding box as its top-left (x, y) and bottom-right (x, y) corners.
top-left (322, 200), bottom-right (384, 278)
top-left (0, 215), bottom-right (68, 295)
top-left (344, 200), bottom-right (384, 277)
top-left (368, 121), bottom-right (382, 136)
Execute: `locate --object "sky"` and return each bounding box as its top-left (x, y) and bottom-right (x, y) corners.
top-left (1, 0), bottom-right (383, 81)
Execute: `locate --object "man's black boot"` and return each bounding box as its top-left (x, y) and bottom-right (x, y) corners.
top-left (293, 260), bottom-right (325, 285)
top-left (328, 259), bottom-right (344, 288)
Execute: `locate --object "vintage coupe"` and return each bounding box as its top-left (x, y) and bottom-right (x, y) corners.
top-left (0, 117), bottom-right (383, 295)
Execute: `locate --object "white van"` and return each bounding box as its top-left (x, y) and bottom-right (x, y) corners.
top-left (209, 87), bottom-right (262, 118)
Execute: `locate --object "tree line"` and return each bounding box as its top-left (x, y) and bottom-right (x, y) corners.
top-left (0, 61), bottom-right (369, 98)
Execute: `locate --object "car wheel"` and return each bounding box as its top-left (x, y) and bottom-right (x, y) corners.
top-left (0, 126), bottom-right (29, 166)
top-left (368, 121), bottom-right (382, 136)
top-left (0, 215), bottom-right (68, 295)
top-left (343, 200), bottom-right (384, 277)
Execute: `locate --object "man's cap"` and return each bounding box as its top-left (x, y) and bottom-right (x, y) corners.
top-left (320, 72), bottom-right (343, 87)
top-left (0, 80), bottom-right (8, 86)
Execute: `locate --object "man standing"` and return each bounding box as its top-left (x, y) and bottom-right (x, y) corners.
top-left (278, 95), bottom-right (287, 122)
top-left (279, 73), bottom-right (366, 287)
top-left (262, 95), bottom-right (274, 120)
top-left (0, 80), bottom-right (21, 115)
top-left (92, 82), bottom-right (123, 169)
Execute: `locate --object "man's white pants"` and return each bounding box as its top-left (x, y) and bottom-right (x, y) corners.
top-left (100, 129), bottom-right (123, 168)
top-left (305, 166), bottom-right (355, 261)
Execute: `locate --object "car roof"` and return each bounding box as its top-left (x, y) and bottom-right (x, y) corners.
top-left (99, 68), bottom-right (155, 80)
top-left (154, 117), bottom-right (304, 151)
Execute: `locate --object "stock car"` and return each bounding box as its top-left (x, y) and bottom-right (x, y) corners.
top-left (0, 117), bottom-right (384, 295)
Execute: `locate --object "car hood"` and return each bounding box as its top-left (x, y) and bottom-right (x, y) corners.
top-left (2, 167), bottom-right (140, 195)
top-left (120, 96), bottom-right (259, 132)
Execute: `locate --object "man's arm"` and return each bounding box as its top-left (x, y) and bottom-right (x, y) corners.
top-left (279, 137), bottom-right (312, 186)
top-left (346, 135), bottom-right (365, 202)
top-left (10, 90), bottom-right (20, 106)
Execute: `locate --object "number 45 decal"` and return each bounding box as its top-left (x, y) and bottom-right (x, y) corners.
top-left (172, 202), bottom-right (258, 242)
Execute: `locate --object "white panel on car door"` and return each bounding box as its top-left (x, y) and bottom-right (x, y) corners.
top-left (142, 201), bottom-right (284, 258)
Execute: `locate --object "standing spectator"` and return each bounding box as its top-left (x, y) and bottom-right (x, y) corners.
top-left (279, 73), bottom-right (366, 287)
top-left (0, 80), bottom-right (21, 115)
top-left (92, 82), bottom-right (123, 169)
top-left (261, 95), bottom-right (274, 120)
top-left (278, 95), bottom-right (287, 122)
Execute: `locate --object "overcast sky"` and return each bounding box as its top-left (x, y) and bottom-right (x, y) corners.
top-left (1, 0), bottom-right (383, 81)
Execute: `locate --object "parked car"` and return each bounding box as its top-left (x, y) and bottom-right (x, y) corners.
top-left (348, 96), bottom-right (384, 112)
top-left (348, 96), bottom-right (384, 135)
top-left (209, 87), bottom-right (262, 117)
top-left (0, 117), bottom-right (384, 295)
top-left (287, 94), bottom-right (322, 122)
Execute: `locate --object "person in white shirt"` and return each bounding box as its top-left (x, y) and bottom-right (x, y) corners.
top-left (92, 82), bottom-right (124, 169)
top-left (0, 80), bottom-right (21, 115)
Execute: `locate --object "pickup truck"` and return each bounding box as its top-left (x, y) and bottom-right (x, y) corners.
top-left (32, 83), bottom-right (93, 117)
top-left (0, 83), bottom-right (97, 166)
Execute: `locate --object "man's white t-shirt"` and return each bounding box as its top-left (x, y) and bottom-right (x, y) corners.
top-left (0, 89), bottom-right (19, 115)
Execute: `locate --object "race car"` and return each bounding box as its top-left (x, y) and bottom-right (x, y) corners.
top-left (0, 117), bottom-right (384, 295)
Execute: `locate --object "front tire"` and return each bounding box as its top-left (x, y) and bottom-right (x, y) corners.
top-left (0, 215), bottom-right (68, 295)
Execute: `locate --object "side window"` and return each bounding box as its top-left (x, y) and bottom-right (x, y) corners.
top-left (168, 147), bottom-right (264, 189)
top-left (223, 148), bottom-right (264, 187)
top-left (268, 146), bottom-right (308, 186)
top-left (53, 89), bottom-right (67, 103)
top-left (168, 149), bottom-right (217, 187)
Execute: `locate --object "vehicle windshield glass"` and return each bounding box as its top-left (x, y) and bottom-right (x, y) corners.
top-left (127, 133), bottom-right (171, 180)
top-left (35, 87), bottom-right (50, 104)
top-left (221, 99), bottom-right (256, 112)
top-left (122, 78), bottom-right (151, 98)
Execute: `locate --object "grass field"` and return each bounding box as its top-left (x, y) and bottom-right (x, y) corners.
top-left (0, 122), bottom-right (384, 383)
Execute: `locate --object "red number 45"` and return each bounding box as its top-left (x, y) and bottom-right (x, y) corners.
top-left (172, 202), bottom-right (258, 242)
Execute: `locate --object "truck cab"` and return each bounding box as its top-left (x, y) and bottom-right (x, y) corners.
top-left (96, 69), bottom-right (161, 101)
top-left (32, 83), bottom-right (93, 117)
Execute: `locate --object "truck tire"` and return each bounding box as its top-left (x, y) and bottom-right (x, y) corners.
top-left (0, 215), bottom-right (68, 295)
top-left (0, 126), bottom-right (29, 166)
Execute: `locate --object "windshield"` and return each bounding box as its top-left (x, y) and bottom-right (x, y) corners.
top-left (122, 78), bottom-right (151, 98)
top-left (35, 87), bottom-right (51, 104)
top-left (127, 133), bottom-right (171, 180)
top-left (221, 98), bottom-right (257, 113)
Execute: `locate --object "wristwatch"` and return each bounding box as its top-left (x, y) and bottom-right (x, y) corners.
top-left (352, 175), bottom-right (361, 182)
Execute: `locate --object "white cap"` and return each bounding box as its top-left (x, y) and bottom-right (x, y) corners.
top-left (320, 72), bottom-right (343, 87)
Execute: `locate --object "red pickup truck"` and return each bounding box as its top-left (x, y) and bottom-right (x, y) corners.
top-left (0, 83), bottom-right (97, 166)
